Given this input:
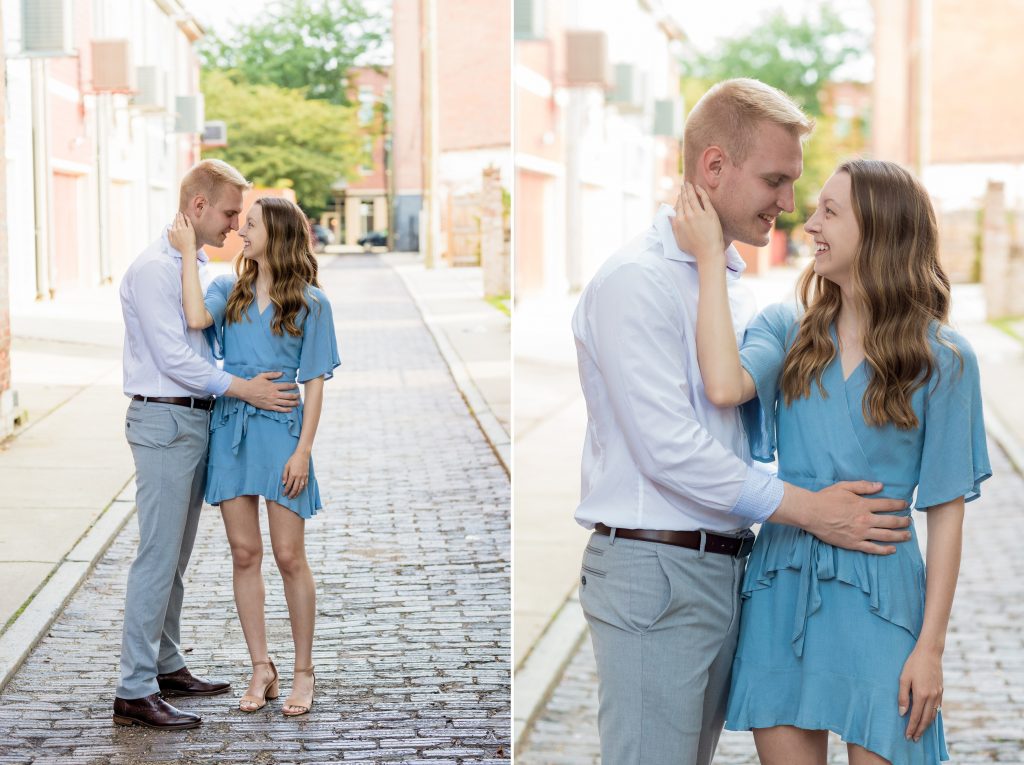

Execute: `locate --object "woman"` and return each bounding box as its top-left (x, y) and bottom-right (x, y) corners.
top-left (673, 160), bottom-right (990, 764)
top-left (169, 196), bottom-right (340, 716)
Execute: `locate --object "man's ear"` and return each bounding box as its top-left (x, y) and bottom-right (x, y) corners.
top-left (190, 194), bottom-right (208, 218)
top-left (700, 146), bottom-right (726, 190)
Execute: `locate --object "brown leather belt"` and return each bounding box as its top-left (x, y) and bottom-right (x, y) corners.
top-left (132, 395), bottom-right (214, 411)
top-left (594, 523), bottom-right (755, 558)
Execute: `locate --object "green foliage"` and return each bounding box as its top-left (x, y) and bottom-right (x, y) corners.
top-left (680, 8), bottom-right (868, 231)
top-left (198, 0), bottom-right (386, 106)
top-left (686, 8), bottom-right (863, 116)
top-left (200, 70), bottom-right (367, 217)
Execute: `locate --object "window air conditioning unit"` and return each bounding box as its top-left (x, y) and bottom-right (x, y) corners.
top-left (565, 30), bottom-right (611, 89)
top-left (91, 39), bottom-right (134, 92)
top-left (21, 0), bottom-right (74, 57)
top-left (132, 66), bottom-right (166, 110)
top-left (515, 0), bottom-right (544, 40)
top-left (202, 121), bottom-right (228, 148)
top-left (174, 95), bottom-right (205, 134)
top-left (653, 98), bottom-right (683, 137)
top-left (609, 64), bottom-right (645, 112)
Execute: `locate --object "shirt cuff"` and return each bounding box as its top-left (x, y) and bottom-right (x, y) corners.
top-left (205, 369), bottom-right (232, 397)
top-left (731, 467), bottom-right (784, 524)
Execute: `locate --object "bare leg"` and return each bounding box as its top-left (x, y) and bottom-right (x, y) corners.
top-left (753, 726), bottom-right (829, 765)
top-left (221, 496), bottom-right (276, 708)
top-left (848, 743), bottom-right (891, 765)
top-left (267, 500), bottom-right (315, 713)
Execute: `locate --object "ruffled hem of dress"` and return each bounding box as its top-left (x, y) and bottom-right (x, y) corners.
top-left (725, 661), bottom-right (949, 764)
top-left (742, 522), bottom-right (926, 643)
top-left (205, 469), bottom-right (322, 520)
top-left (916, 468), bottom-right (992, 510)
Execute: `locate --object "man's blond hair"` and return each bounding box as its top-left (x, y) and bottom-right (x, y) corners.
top-left (178, 159), bottom-right (250, 211)
top-left (683, 78), bottom-right (814, 178)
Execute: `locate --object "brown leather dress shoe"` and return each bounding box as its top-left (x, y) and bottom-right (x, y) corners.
top-left (157, 666), bottom-right (231, 697)
top-left (112, 693), bottom-right (202, 730)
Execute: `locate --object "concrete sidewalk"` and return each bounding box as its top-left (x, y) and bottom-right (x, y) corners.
top-left (383, 252), bottom-right (511, 472)
top-left (511, 263), bottom-right (1024, 747)
top-left (0, 251), bottom-right (510, 692)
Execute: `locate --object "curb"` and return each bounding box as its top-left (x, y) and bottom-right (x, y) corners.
top-left (512, 591), bottom-right (588, 753)
top-left (384, 256), bottom-right (511, 476)
top-left (0, 481), bottom-right (136, 691)
top-left (982, 394), bottom-right (1024, 478)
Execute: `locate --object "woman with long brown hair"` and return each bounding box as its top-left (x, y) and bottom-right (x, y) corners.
top-left (169, 196), bottom-right (339, 717)
top-left (673, 160), bottom-right (990, 764)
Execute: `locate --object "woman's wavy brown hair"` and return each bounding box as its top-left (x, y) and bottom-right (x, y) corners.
top-left (780, 159), bottom-right (956, 430)
top-left (225, 197), bottom-right (321, 336)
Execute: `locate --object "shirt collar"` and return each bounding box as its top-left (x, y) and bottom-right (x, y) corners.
top-left (653, 203), bottom-right (747, 278)
top-left (161, 224), bottom-right (209, 264)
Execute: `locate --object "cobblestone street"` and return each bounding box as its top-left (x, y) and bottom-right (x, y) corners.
top-left (518, 439), bottom-right (1024, 764)
top-left (0, 255), bottom-right (511, 764)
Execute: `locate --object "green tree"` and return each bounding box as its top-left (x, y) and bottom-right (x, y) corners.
top-left (201, 70), bottom-right (366, 216)
top-left (681, 8), bottom-right (868, 231)
top-left (199, 0), bottom-right (386, 106)
top-left (687, 8), bottom-right (863, 116)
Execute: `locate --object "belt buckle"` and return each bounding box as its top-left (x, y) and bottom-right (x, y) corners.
top-left (736, 531), bottom-right (755, 558)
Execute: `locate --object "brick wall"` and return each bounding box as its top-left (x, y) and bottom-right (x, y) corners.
top-left (873, 0), bottom-right (1024, 166)
top-left (929, 0), bottom-right (1024, 163)
top-left (437, 0), bottom-right (511, 151)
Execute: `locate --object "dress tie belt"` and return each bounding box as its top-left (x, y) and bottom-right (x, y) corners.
top-left (791, 535), bottom-right (837, 658)
top-left (219, 366), bottom-right (302, 456)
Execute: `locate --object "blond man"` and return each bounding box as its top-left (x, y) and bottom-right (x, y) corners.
top-left (571, 79), bottom-right (912, 764)
top-left (114, 160), bottom-right (299, 730)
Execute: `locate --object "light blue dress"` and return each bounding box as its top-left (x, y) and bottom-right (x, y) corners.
top-left (724, 303), bottom-right (991, 764)
top-left (202, 275), bottom-right (340, 519)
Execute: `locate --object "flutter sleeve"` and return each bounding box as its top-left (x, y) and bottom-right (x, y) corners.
top-left (914, 329), bottom-right (992, 509)
top-left (738, 302), bottom-right (799, 463)
top-left (298, 287), bottom-right (341, 383)
top-left (202, 275), bottom-right (233, 360)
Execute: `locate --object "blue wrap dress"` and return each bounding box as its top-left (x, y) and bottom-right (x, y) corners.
top-left (202, 275), bottom-right (340, 519)
top-left (724, 303), bottom-right (991, 764)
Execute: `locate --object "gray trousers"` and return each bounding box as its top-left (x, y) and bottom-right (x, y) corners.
top-left (579, 530), bottom-right (745, 765)
top-left (117, 399), bottom-right (209, 699)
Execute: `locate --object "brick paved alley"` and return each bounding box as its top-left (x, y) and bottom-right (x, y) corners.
top-left (0, 254), bottom-right (511, 764)
top-left (518, 439), bottom-right (1024, 765)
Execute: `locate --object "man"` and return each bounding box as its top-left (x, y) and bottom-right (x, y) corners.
top-left (113, 159), bottom-right (299, 730)
top-left (572, 79), bottom-right (913, 764)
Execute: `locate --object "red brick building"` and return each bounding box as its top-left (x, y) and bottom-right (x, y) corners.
top-left (872, 0), bottom-right (1024, 290)
top-left (391, 0), bottom-right (511, 255)
top-left (326, 66), bottom-right (390, 247)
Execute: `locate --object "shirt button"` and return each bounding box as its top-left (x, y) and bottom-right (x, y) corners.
top-left (581, 575), bottom-right (587, 585)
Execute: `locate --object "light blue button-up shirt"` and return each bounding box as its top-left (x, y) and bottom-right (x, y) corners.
top-left (120, 228), bottom-right (232, 398)
top-left (572, 205), bottom-right (784, 532)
